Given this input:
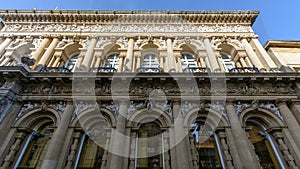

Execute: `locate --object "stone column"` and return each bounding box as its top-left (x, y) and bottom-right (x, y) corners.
top-left (215, 128), bottom-right (235, 169)
top-left (109, 100), bottom-right (128, 169)
top-left (40, 102), bottom-right (75, 169)
top-left (0, 37), bottom-right (12, 55)
top-left (276, 100), bottom-right (300, 150)
top-left (203, 37), bottom-right (220, 72)
top-left (172, 100), bottom-right (191, 169)
top-left (123, 38), bottom-right (134, 72)
top-left (271, 129), bottom-right (299, 167)
top-left (1, 131), bottom-right (27, 169)
top-left (241, 38), bottom-right (264, 70)
top-left (166, 38), bottom-right (176, 72)
top-left (134, 50), bottom-right (142, 72)
top-left (0, 102), bottom-right (22, 147)
top-left (117, 52), bottom-right (126, 72)
top-left (226, 101), bottom-right (260, 169)
top-left (244, 56), bottom-right (253, 67)
top-left (288, 100), bottom-right (300, 125)
top-left (37, 37), bottom-right (59, 68)
top-left (128, 132), bottom-right (137, 169)
top-left (31, 37), bottom-right (50, 62)
top-left (163, 131), bottom-right (171, 169)
top-left (80, 36), bottom-right (97, 71)
top-left (65, 132), bottom-right (82, 169)
top-left (188, 133), bottom-right (198, 169)
top-left (250, 37), bottom-right (277, 70)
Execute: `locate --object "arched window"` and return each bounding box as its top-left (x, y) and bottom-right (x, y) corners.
top-left (137, 123), bottom-right (163, 169)
top-left (141, 53), bottom-right (160, 68)
top-left (77, 136), bottom-right (105, 169)
top-left (220, 52), bottom-right (235, 72)
top-left (247, 121), bottom-right (281, 169)
top-left (181, 53), bottom-right (198, 72)
top-left (65, 52), bottom-right (79, 72)
top-left (103, 53), bottom-right (119, 70)
top-left (17, 122), bottom-right (53, 169)
top-left (192, 122), bottom-right (222, 169)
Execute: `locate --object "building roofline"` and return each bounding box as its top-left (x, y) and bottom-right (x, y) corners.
top-left (0, 9), bottom-right (259, 25)
top-left (264, 40), bottom-right (300, 50)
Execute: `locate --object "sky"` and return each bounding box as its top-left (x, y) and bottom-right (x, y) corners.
top-left (1, 0), bottom-right (300, 45)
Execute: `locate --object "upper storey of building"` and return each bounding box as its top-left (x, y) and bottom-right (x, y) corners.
top-left (0, 10), bottom-right (296, 73)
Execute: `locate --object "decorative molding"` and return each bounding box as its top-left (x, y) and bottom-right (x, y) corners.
top-left (3, 23), bottom-right (252, 33)
top-left (234, 101), bottom-right (284, 121)
top-left (17, 102), bottom-right (40, 119)
top-left (0, 10), bottom-right (259, 25)
top-left (20, 82), bottom-right (295, 96)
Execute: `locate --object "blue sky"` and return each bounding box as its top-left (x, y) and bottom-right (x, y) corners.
top-left (1, 0), bottom-right (300, 45)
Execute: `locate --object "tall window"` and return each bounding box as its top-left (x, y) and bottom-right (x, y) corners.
top-left (18, 123), bottom-right (53, 169)
top-left (65, 53), bottom-right (79, 72)
top-left (181, 53), bottom-right (198, 71)
top-left (220, 52), bottom-right (235, 72)
top-left (77, 136), bottom-right (105, 169)
top-left (193, 122), bottom-right (222, 169)
top-left (137, 123), bottom-right (163, 169)
top-left (247, 122), bottom-right (281, 169)
top-left (103, 53), bottom-right (119, 70)
top-left (141, 53), bottom-right (160, 68)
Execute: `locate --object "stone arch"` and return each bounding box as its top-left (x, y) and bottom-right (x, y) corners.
top-left (239, 107), bottom-right (285, 129)
top-left (62, 42), bottom-right (82, 60)
top-left (184, 108), bottom-right (229, 128)
top-left (101, 43), bottom-right (122, 60)
top-left (13, 107), bottom-right (60, 128)
top-left (177, 43), bottom-right (199, 55)
top-left (140, 42), bottom-right (161, 49)
top-left (217, 43), bottom-right (238, 57)
top-left (127, 108), bottom-right (172, 128)
top-left (71, 107), bottom-right (116, 128)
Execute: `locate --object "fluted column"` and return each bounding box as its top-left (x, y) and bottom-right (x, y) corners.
top-left (109, 100), bottom-right (128, 169)
top-left (32, 37), bottom-right (50, 62)
top-left (167, 38), bottom-right (176, 72)
top-left (80, 36), bottom-right (97, 71)
top-left (123, 38), bottom-right (134, 72)
top-left (203, 38), bottom-right (220, 72)
top-left (40, 102), bottom-right (75, 169)
top-left (289, 100), bottom-right (300, 125)
top-left (37, 37), bottom-right (59, 67)
top-left (0, 37), bottom-right (12, 55)
top-left (226, 101), bottom-right (260, 169)
top-left (276, 100), bottom-right (300, 150)
top-left (241, 38), bottom-right (264, 70)
top-left (250, 37), bottom-right (277, 69)
top-left (172, 100), bottom-right (191, 169)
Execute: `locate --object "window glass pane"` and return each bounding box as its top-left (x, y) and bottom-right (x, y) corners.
top-left (65, 53), bottom-right (79, 72)
top-left (181, 53), bottom-right (198, 70)
top-left (103, 53), bottom-right (119, 70)
top-left (141, 53), bottom-right (159, 68)
top-left (221, 52), bottom-right (235, 71)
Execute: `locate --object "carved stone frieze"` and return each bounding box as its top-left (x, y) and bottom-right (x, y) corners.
top-left (20, 82), bottom-right (295, 96)
top-left (173, 37), bottom-right (205, 49)
top-left (48, 101), bottom-right (66, 114)
top-left (181, 101), bottom-right (228, 121)
top-left (74, 101), bottom-right (98, 115)
top-left (17, 102), bottom-right (41, 119)
top-left (4, 23), bottom-right (252, 33)
top-left (234, 101), bottom-right (284, 121)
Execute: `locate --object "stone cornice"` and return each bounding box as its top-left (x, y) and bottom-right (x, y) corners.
top-left (0, 10), bottom-right (259, 25)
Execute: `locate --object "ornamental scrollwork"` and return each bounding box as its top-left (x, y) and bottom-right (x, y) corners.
top-left (4, 23), bottom-right (252, 33)
top-left (234, 101), bottom-right (284, 121)
top-left (17, 102), bottom-right (41, 119)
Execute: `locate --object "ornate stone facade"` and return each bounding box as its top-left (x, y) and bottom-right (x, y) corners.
top-left (0, 10), bottom-right (300, 169)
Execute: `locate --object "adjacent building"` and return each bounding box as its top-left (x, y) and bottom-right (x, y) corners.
top-left (0, 10), bottom-right (299, 169)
